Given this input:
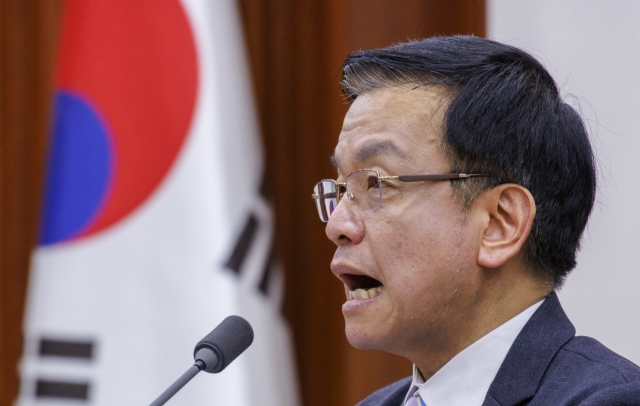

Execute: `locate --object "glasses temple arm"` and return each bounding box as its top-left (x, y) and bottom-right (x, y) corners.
top-left (397, 173), bottom-right (488, 182)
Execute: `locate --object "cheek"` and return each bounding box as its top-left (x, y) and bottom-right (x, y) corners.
top-left (373, 204), bottom-right (473, 299)
top-left (372, 213), bottom-right (443, 281)
top-left (389, 206), bottom-right (459, 259)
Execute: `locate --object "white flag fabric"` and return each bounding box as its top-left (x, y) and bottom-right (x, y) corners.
top-left (17, 0), bottom-right (300, 405)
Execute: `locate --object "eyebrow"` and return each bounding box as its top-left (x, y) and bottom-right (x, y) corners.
top-left (330, 141), bottom-right (407, 169)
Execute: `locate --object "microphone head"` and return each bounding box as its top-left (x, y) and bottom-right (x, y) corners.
top-left (193, 315), bottom-right (254, 373)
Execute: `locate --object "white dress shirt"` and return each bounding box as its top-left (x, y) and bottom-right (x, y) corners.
top-left (403, 299), bottom-right (544, 406)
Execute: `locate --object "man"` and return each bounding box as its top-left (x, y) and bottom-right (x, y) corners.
top-left (312, 36), bottom-right (640, 405)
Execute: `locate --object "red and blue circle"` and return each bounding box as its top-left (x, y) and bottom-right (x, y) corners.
top-left (40, 0), bottom-right (198, 245)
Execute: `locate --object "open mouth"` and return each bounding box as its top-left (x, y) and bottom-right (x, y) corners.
top-left (341, 274), bottom-right (383, 301)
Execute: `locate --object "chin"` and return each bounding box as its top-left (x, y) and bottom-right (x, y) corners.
top-left (344, 322), bottom-right (391, 351)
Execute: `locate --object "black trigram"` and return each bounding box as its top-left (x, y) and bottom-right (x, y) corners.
top-left (225, 214), bottom-right (259, 274)
top-left (224, 212), bottom-right (277, 296)
top-left (35, 338), bottom-right (94, 401)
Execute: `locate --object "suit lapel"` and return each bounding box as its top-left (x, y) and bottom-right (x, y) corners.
top-left (483, 292), bottom-right (575, 406)
top-left (381, 378), bottom-right (412, 406)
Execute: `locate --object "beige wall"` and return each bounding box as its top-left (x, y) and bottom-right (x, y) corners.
top-left (489, 0), bottom-right (640, 365)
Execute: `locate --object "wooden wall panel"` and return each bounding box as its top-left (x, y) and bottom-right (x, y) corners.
top-left (346, 0), bottom-right (485, 51)
top-left (0, 1), bottom-right (62, 405)
top-left (1, 1), bottom-right (484, 405)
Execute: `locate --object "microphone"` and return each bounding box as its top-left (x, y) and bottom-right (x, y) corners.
top-left (149, 315), bottom-right (254, 406)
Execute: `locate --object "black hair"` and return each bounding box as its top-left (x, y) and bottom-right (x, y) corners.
top-left (341, 36), bottom-right (596, 287)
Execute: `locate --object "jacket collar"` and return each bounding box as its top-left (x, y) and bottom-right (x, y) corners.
top-left (484, 291), bottom-right (575, 405)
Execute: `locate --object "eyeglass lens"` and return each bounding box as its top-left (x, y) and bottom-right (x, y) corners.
top-left (313, 180), bottom-right (338, 222)
top-left (313, 170), bottom-right (382, 222)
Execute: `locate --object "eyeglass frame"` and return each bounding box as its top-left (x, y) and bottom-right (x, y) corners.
top-left (311, 168), bottom-right (489, 222)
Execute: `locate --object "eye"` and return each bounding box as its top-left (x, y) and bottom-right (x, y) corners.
top-left (366, 175), bottom-right (379, 190)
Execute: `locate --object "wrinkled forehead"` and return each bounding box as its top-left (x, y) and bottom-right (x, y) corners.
top-left (333, 85), bottom-right (450, 171)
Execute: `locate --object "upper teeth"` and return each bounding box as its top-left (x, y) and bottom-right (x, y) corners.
top-left (348, 287), bottom-right (382, 301)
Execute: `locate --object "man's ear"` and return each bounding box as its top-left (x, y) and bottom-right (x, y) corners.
top-left (476, 184), bottom-right (536, 269)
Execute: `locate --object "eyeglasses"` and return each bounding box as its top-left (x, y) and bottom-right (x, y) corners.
top-left (312, 169), bottom-right (488, 222)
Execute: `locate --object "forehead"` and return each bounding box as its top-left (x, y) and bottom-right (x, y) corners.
top-left (333, 85), bottom-right (449, 171)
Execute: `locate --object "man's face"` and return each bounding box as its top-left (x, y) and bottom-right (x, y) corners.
top-left (326, 85), bottom-right (484, 360)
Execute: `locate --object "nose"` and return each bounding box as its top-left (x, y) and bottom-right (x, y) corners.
top-left (325, 198), bottom-right (365, 246)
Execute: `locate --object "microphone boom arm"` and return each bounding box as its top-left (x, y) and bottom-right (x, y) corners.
top-left (149, 360), bottom-right (206, 406)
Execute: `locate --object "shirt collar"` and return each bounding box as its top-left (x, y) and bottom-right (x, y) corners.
top-left (404, 299), bottom-right (544, 406)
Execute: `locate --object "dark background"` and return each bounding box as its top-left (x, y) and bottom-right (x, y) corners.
top-left (0, 1), bottom-right (484, 405)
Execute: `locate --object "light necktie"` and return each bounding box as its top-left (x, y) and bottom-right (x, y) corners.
top-left (405, 386), bottom-right (426, 406)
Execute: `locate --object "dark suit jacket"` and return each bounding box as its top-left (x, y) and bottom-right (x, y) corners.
top-left (357, 292), bottom-right (640, 405)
